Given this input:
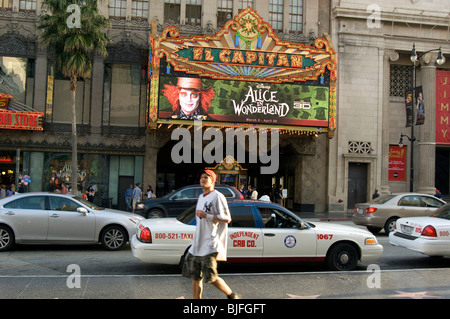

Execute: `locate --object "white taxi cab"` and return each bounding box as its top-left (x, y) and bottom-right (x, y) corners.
top-left (131, 200), bottom-right (383, 271)
top-left (389, 203), bottom-right (450, 256)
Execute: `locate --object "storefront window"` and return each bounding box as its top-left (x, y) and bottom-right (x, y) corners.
top-left (0, 56), bottom-right (35, 106)
top-left (46, 64), bottom-right (91, 125)
top-left (44, 153), bottom-right (109, 204)
top-left (102, 63), bottom-right (146, 127)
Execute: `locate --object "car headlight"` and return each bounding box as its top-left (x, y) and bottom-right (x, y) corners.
top-left (136, 203), bottom-right (145, 209)
top-left (365, 238), bottom-right (378, 245)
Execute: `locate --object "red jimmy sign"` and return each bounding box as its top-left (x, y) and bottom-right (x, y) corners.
top-left (436, 70), bottom-right (450, 144)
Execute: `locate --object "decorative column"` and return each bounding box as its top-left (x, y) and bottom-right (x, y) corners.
top-left (416, 53), bottom-right (438, 194)
top-left (143, 129), bottom-right (171, 192)
top-left (380, 50), bottom-right (399, 194)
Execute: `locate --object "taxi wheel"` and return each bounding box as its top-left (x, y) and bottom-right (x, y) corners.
top-left (100, 225), bottom-right (128, 251)
top-left (326, 243), bottom-right (358, 271)
top-left (0, 225), bottom-right (14, 251)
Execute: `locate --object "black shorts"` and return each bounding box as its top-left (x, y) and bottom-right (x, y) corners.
top-left (182, 252), bottom-right (219, 283)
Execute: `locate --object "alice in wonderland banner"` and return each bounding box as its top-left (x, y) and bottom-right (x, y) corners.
top-left (158, 76), bottom-right (329, 127)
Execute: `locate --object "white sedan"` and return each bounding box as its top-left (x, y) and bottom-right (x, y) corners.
top-left (0, 192), bottom-right (144, 251)
top-left (131, 200), bottom-right (383, 271)
top-left (389, 203), bottom-right (450, 257)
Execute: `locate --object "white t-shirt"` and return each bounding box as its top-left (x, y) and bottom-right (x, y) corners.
top-left (188, 190), bottom-right (231, 261)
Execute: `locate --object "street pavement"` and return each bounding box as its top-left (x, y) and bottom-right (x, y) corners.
top-left (1, 266), bottom-right (450, 299)
top-left (1, 209), bottom-right (449, 308)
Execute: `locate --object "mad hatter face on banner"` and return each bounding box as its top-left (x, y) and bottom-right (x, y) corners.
top-left (161, 77), bottom-right (215, 120)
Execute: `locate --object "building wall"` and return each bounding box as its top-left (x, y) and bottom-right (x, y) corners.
top-left (8, 0), bottom-right (440, 213)
top-left (330, 0), bottom-right (450, 212)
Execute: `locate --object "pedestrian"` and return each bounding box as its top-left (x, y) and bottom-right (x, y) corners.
top-left (250, 187), bottom-right (258, 200)
top-left (125, 184), bottom-right (133, 211)
top-left (182, 169), bottom-right (240, 299)
top-left (132, 183), bottom-right (142, 213)
top-left (5, 185), bottom-right (13, 197)
top-left (275, 185), bottom-right (283, 205)
top-left (435, 189), bottom-right (443, 199)
top-left (245, 185), bottom-right (252, 199)
top-left (146, 185), bottom-right (155, 199)
top-left (372, 189), bottom-right (380, 199)
top-left (61, 183), bottom-right (68, 194)
top-left (238, 184), bottom-right (245, 197)
top-left (87, 186), bottom-right (95, 203)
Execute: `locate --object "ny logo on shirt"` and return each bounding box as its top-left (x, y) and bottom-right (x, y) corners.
top-left (203, 201), bottom-right (213, 213)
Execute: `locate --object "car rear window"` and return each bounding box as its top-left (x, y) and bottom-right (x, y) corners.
top-left (4, 196), bottom-right (45, 210)
top-left (421, 196), bottom-right (444, 208)
top-left (216, 187), bottom-right (234, 198)
top-left (371, 195), bottom-right (395, 204)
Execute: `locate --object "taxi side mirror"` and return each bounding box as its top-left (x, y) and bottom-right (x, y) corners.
top-left (298, 222), bottom-right (308, 230)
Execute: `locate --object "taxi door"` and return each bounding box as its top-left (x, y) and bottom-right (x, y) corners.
top-left (226, 205), bottom-right (263, 259)
top-left (46, 196), bottom-right (96, 242)
top-left (257, 206), bottom-right (317, 260)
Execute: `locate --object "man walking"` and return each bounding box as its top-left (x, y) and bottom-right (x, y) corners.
top-left (182, 169), bottom-right (240, 299)
top-left (132, 183), bottom-right (142, 213)
top-left (125, 184), bottom-right (133, 212)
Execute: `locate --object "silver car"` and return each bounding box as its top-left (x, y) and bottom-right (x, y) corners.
top-left (353, 193), bottom-right (446, 234)
top-left (0, 192), bottom-right (144, 251)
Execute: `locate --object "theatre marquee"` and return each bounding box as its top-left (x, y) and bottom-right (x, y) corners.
top-left (148, 7), bottom-right (337, 135)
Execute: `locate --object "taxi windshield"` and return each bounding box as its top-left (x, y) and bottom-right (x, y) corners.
top-left (73, 196), bottom-right (104, 210)
top-left (177, 206), bottom-right (196, 225)
top-left (432, 207), bottom-right (450, 220)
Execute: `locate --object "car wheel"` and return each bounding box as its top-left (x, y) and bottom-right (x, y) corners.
top-left (0, 225), bottom-right (14, 251)
top-left (100, 225), bottom-right (128, 251)
top-left (326, 243), bottom-right (359, 271)
top-left (384, 217), bottom-right (397, 234)
top-left (367, 226), bottom-right (382, 234)
top-left (147, 209), bottom-right (164, 218)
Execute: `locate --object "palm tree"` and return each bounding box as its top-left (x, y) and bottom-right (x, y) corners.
top-left (39, 0), bottom-right (109, 195)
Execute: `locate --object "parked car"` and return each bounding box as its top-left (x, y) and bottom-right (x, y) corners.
top-left (0, 192), bottom-right (144, 251)
top-left (134, 184), bottom-right (244, 218)
top-left (131, 199), bottom-right (383, 271)
top-left (389, 203), bottom-right (450, 256)
top-left (353, 193), bottom-right (446, 234)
